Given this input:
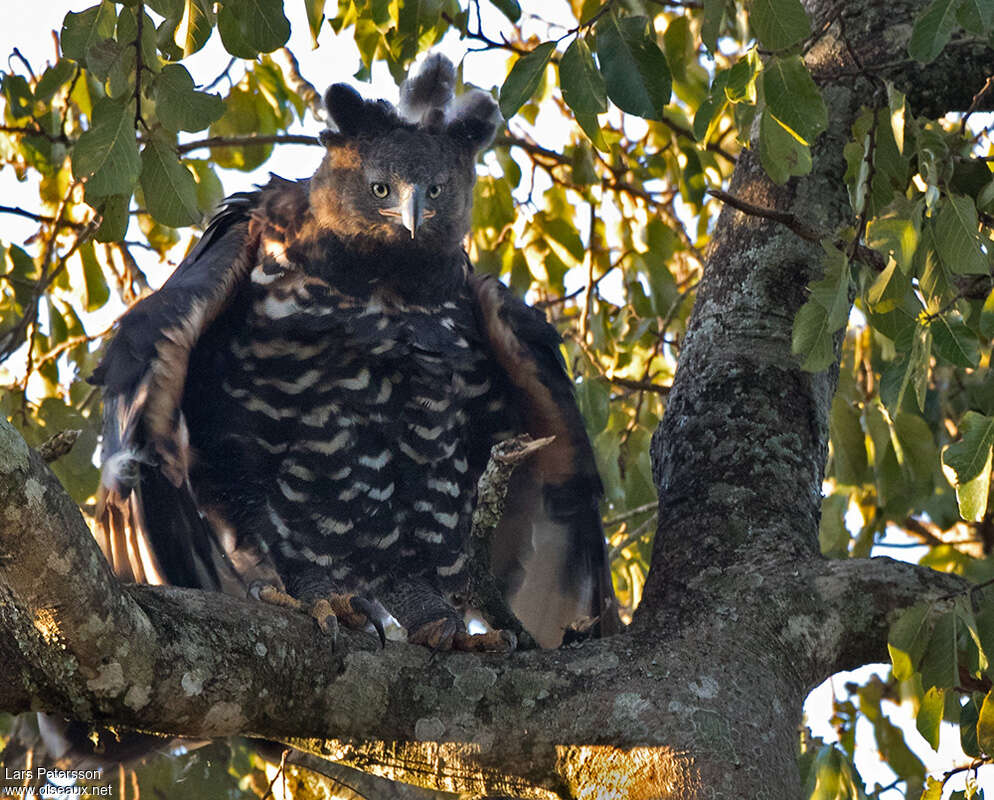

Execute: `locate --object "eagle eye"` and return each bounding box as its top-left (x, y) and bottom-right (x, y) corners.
top-left (427, 184), bottom-right (442, 199)
top-left (371, 182), bottom-right (390, 198)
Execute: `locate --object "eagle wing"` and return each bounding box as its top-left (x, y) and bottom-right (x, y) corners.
top-left (89, 186), bottom-right (270, 591)
top-left (471, 276), bottom-right (620, 647)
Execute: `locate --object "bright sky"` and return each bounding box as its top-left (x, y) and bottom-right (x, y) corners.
top-left (2, 4), bottom-right (990, 797)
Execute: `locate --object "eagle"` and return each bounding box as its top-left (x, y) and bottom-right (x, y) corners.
top-left (90, 54), bottom-right (618, 652)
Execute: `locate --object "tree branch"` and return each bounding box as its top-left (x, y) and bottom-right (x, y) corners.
top-left (0, 414), bottom-right (971, 797)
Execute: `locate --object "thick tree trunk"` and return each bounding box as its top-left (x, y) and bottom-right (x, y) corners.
top-left (1, 1), bottom-right (991, 797)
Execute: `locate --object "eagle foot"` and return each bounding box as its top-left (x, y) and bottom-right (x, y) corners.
top-left (408, 618), bottom-right (516, 653)
top-left (252, 584), bottom-right (386, 649)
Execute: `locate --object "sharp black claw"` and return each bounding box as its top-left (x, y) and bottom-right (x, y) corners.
top-left (350, 596), bottom-right (386, 648)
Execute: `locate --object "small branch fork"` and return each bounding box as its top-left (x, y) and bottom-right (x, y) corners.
top-left (706, 188), bottom-right (886, 271)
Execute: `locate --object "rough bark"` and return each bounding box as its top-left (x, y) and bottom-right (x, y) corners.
top-left (1, 0), bottom-right (992, 797)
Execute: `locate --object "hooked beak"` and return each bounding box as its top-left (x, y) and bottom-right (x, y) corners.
top-left (400, 186), bottom-right (424, 239)
top-left (379, 185), bottom-right (435, 238)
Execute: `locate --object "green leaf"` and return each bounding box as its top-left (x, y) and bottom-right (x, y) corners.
top-left (922, 777), bottom-right (944, 800)
top-left (962, 695), bottom-right (982, 758)
top-left (920, 611), bottom-right (959, 690)
top-left (958, 0), bottom-right (994, 34)
top-left (77, 241), bottom-right (109, 312)
top-left (909, 0), bottom-right (960, 62)
top-left (749, 0), bottom-right (811, 50)
top-left (701, 0), bottom-right (725, 53)
top-left (61, 2), bottom-right (117, 63)
top-left (887, 83), bottom-right (907, 154)
top-left (94, 193), bottom-right (130, 242)
top-left (208, 78), bottom-right (279, 171)
top-left (977, 603), bottom-right (994, 676)
top-left (792, 242), bottom-right (850, 371)
top-left (72, 98), bottom-right (141, 197)
top-left (560, 37), bottom-right (606, 115)
top-left (140, 132), bottom-right (201, 227)
top-left (866, 197), bottom-right (922, 274)
top-left (933, 194), bottom-right (989, 275)
top-left (759, 107), bottom-right (811, 184)
top-left (944, 412), bottom-right (994, 485)
top-left (917, 686), bottom-right (945, 750)
top-left (222, 0), bottom-right (290, 53)
top-left (725, 50), bottom-right (758, 103)
top-left (187, 158), bottom-right (224, 215)
top-left (489, 0), bottom-right (521, 23)
top-left (35, 60), bottom-right (76, 104)
top-left (819, 493), bottom-right (850, 557)
top-left (499, 41), bottom-right (555, 119)
top-left (762, 55), bottom-right (827, 145)
top-left (942, 411), bottom-right (994, 521)
top-left (931, 317), bottom-right (980, 368)
top-left (693, 70), bottom-right (729, 142)
top-left (980, 288), bottom-right (994, 339)
top-left (595, 14), bottom-right (671, 120)
top-left (889, 603), bottom-right (931, 681)
top-left (305, 0), bottom-right (326, 45)
top-left (979, 690), bottom-right (994, 756)
top-left (1, 74), bottom-right (34, 120)
top-left (895, 322), bottom-right (931, 412)
top-left (830, 395), bottom-right (867, 485)
top-left (154, 64), bottom-right (224, 132)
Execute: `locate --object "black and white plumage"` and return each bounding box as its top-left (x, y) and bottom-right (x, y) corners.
top-left (91, 56), bottom-right (618, 649)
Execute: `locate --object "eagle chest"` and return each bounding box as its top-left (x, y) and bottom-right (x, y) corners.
top-left (193, 263), bottom-right (509, 589)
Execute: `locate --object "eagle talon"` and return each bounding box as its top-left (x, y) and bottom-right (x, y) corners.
top-left (349, 596), bottom-right (386, 648)
top-left (408, 617), bottom-right (462, 651)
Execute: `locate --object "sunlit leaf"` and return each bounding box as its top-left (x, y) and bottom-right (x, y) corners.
top-left (942, 411), bottom-right (994, 522)
top-left (917, 686), bottom-right (944, 750)
top-left (174, 0), bottom-right (214, 57)
top-left (305, 0), bottom-right (326, 45)
top-left (762, 55), bottom-right (827, 145)
top-left (888, 603), bottom-right (931, 681)
top-left (759, 107), bottom-right (812, 184)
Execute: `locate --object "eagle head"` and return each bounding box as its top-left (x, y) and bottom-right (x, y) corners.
top-left (310, 55), bottom-right (502, 254)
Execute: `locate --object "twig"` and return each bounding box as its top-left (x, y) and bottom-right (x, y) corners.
top-left (0, 205), bottom-right (86, 230)
top-left (175, 133), bottom-right (321, 155)
top-left (10, 48), bottom-right (36, 81)
top-left (600, 375), bottom-right (672, 395)
top-left (960, 75), bottom-right (994, 135)
top-left (133, 2), bottom-right (148, 131)
top-left (204, 57), bottom-right (237, 92)
top-left (609, 513), bottom-right (658, 559)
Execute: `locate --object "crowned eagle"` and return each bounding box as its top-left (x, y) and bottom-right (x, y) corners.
top-left (91, 54), bottom-right (618, 651)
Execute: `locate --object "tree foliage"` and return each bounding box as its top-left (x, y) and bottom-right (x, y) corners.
top-left (1, 0), bottom-right (993, 797)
